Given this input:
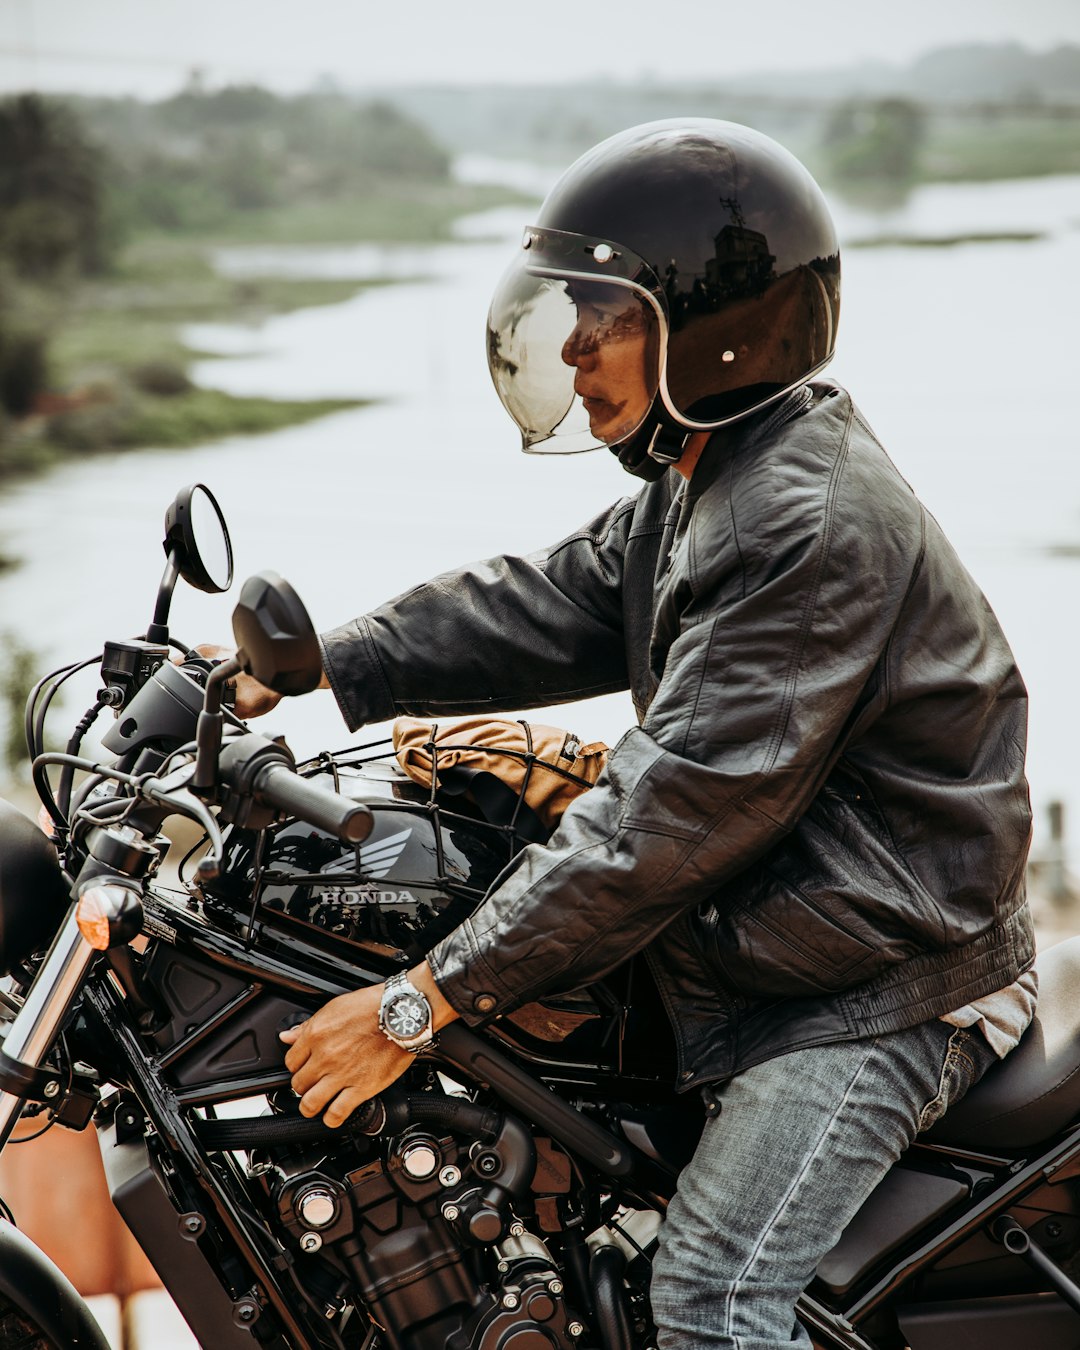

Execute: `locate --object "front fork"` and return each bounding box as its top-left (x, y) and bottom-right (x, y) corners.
top-left (0, 905), bottom-right (97, 1150)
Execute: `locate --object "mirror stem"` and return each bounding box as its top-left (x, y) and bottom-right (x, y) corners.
top-left (192, 658), bottom-right (241, 796)
top-left (147, 553), bottom-right (179, 645)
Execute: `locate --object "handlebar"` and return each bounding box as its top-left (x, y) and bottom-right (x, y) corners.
top-left (36, 732), bottom-right (372, 888)
top-left (250, 759), bottom-right (373, 845)
top-left (217, 733), bottom-right (373, 846)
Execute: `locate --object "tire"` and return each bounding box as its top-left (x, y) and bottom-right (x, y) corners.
top-left (0, 1298), bottom-right (53, 1350)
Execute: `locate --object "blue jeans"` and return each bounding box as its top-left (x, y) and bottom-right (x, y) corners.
top-left (650, 1020), bottom-right (998, 1349)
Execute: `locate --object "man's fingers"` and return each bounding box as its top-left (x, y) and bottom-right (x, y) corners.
top-left (323, 1088), bottom-right (370, 1130)
top-left (290, 1056), bottom-right (327, 1098)
top-left (298, 1076), bottom-right (338, 1119)
top-left (283, 1037), bottom-right (311, 1073)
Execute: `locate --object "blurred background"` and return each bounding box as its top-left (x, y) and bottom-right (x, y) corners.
top-left (0, 2), bottom-right (1078, 1343)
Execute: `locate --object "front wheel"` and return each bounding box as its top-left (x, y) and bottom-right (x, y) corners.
top-left (0, 1298), bottom-right (53, 1350)
top-left (0, 1219), bottom-right (111, 1350)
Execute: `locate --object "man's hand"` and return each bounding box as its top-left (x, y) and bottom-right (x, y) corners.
top-left (184, 643), bottom-right (284, 719)
top-left (279, 962), bottom-right (461, 1128)
top-left (281, 985), bottom-right (411, 1127)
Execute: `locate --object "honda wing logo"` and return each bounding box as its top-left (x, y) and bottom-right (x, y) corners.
top-left (357, 827), bottom-right (412, 879)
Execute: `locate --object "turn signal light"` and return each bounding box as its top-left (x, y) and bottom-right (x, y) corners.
top-left (76, 884), bottom-right (144, 950)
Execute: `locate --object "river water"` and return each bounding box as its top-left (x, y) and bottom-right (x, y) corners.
top-left (1, 165), bottom-right (1078, 860)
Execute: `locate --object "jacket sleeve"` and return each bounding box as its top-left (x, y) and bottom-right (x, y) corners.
top-left (318, 497), bottom-right (637, 731)
top-left (427, 431), bottom-right (925, 1022)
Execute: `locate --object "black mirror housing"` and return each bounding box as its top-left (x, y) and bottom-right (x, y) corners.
top-left (149, 483), bottom-right (235, 645)
top-left (163, 484), bottom-right (234, 596)
top-left (231, 572), bottom-right (323, 696)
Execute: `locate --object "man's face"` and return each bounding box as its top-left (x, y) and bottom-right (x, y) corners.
top-left (561, 284), bottom-right (654, 446)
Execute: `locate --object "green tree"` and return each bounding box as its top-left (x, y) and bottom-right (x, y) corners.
top-left (0, 94), bottom-right (112, 279)
top-left (823, 98), bottom-right (928, 187)
top-left (0, 633), bottom-right (37, 772)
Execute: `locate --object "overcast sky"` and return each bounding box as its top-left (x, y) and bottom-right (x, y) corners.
top-left (2, 0), bottom-right (1080, 96)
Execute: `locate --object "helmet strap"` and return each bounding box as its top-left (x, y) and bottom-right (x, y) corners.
top-left (610, 407), bottom-right (691, 481)
top-left (646, 422), bottom-right (690, 467)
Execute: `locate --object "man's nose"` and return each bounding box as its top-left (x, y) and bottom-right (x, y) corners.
top-left (562, 324), bottom-right (596, 367)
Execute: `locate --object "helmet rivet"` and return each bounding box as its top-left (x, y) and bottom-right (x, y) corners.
top-left (592, 243), bottom-right (616, 264)
top-left (722, 350), bottom-right (736, 363)
top-left (522, 231), bottom-right (534, 249)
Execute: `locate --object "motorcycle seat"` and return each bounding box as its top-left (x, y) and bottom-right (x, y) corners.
top-left (926, 934), bottom-right (1080, 1151)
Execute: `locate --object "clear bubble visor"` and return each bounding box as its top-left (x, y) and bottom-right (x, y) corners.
top-left (487, 241), bottom-right (663, 455)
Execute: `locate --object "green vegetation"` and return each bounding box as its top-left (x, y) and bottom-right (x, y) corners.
top-left (823, 100), bottom-right (927, 191)
top-left (848, 230), bottom-right (1044, 250)
top-left (77, 85), bottom-right (452, 239)
top-left (389, 47), bottom-right (1080, 196)
top-left (175, 181), bottom-right (526, 246)
top-left (922, 117), bottom-right (1080, 181)
top-left (0, 95), bottom-right (112, 280)
top-left (0, 634), bottom-right (36, 772)
top-left (49, 239), bottom-right (381, 385)
top-left (0, 232), bottom-right (373, 483)
top-left (51, 388), bottom-right (359, 454)
top-left (0, 86), bottom-right (525, 492)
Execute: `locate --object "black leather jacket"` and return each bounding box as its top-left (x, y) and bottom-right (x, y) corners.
top-left (321, 383), bottom-right (1034, 1089)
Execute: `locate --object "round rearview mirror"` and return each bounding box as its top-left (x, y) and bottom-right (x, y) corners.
top-left (231, 571), bottom-right (323, 696)
top-left (163, 484), bottom-right (234, 595)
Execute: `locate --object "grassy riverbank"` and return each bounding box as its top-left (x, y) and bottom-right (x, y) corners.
top-left (0, 241), bottom-right (366, 479)
top-left (0, 180), bottom-right (530, 486)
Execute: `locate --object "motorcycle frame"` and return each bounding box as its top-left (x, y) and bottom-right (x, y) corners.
top-left (3, 880), bottom-right (1080, 1348)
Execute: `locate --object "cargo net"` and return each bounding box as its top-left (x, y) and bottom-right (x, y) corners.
top-left (196, 724), bottom-right (603, 956)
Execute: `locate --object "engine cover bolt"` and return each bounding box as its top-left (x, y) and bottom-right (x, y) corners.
top-left (502, 1292), bottom-right (520, 1310)
top-left (299, 1232), bottom-right (323, 1254)
top-left (442, 1203), bottom-right (461, 1222)
top-left (439, 1165), bottom-right (461, 1187)
top-left (548, 1279), bottom-right (564, 1296)
top-left (297, 1188), bottom-right (338, 1230)
top-left (509, 1220), bottom-right (526, 1237)
top-left (43, 1080), bottom-right (60, 1099)
top-left (568, 1322), bottom-right (585, 1337)
top-left (402, 1142), bottom-right (439, 1180)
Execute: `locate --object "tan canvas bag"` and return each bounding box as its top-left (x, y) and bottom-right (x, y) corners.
top-left (392, 716), bottom-right (608, 831)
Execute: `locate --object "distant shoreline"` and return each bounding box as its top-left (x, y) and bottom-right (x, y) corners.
top-left (0, 181), bottom-right (531, 502)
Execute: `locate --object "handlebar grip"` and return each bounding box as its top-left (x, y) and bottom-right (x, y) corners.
top-left (252, 761), bottom-right (373, 845)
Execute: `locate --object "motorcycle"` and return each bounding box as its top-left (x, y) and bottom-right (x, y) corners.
top-left (1, 482), bottom-right (1080, 1350)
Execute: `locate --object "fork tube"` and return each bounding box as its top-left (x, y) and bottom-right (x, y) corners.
top-left (0, 907), bottom-right (96, 1150)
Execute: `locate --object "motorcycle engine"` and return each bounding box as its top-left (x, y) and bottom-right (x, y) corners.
top-left (255, 1105), bottom-right (588, 1350)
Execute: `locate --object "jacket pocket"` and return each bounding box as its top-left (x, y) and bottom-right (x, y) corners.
top-left (705, 880), bottom-right (884, 998)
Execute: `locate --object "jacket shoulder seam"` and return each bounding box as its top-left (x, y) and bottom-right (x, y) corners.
top-left (759, 401), bottom-right (853, 779)
top-left (542, 498), bottom-right (637, 558)
top-left (679, 616), bottom-right (720, 759)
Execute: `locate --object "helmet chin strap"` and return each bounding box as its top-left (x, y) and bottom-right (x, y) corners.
top-left (610, 407), bottom-right (692, 481)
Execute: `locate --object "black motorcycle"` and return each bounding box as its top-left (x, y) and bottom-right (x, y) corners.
top-left (1, 483), bottom-right (1080, 1350)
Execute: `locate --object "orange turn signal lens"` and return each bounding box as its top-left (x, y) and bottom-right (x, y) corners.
top-left (77, 885), bottom-right (143, 950)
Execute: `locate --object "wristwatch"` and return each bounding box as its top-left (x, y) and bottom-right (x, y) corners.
top-left (378, 973), bottom-right (436, 1053)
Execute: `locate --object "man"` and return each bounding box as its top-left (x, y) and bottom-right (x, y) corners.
top-left (229, 121), bottom-right (1035, 1348)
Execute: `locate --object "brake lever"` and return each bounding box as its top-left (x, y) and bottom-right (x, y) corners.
top-left (139, 769), bottom-right (225, 880)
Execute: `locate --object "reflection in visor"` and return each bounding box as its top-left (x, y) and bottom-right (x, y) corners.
top-left (487, 266), bottom-right (660, 455)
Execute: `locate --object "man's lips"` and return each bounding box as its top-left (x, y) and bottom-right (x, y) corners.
top-left (580, 393), bottom-right (625, 417)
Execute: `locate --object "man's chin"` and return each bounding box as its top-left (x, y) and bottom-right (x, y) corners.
top-left (588, 415), bottom-right (643, 447)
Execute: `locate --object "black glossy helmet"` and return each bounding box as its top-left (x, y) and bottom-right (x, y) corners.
top-left (487, 119), bottom-right (841, 479)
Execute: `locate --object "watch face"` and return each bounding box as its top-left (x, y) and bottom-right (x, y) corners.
top-left (386, 992), bottom-right (429, 1041)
